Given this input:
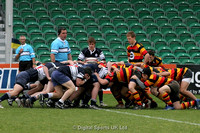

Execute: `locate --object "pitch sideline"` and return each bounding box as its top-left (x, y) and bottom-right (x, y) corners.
top-left (97, 108), bottom-right (200, 126)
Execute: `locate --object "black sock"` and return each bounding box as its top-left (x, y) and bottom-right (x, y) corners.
top-left (98, 90), bottom-right (103, 103)
top-left (91, 99), bottom-right (97, 105)
top-left (25, 93), bottom-right (30, 98)
top-left (30, 97), bottom-right (37, 103)
top-left (43, 94), bottom-right (49, 98)
top-left (0, 93), bottom-right (9, 102)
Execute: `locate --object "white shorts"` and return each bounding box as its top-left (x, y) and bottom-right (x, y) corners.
top-left (182, 78), bottom-right (191, 83)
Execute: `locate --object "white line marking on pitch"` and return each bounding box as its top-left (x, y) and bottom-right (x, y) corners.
top-left (97, 108), bottom-right (200, 126)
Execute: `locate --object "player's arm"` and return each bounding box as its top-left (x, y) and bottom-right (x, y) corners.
top-left (143, 53), bottom-right (150, 65)
top-left (68, 53), bottom-right (72, 60)
top-left (50, 54), bottom-right (55, 62)
top-left (156, 71), bottom-right (170, 76)
top-left (94, 72), bottom-right (109, 85)
top-left (43, 66), bottom-right (51, 81)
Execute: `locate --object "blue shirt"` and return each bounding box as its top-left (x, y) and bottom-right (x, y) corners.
top-left (51, 37), bottom-right (71, 62)
top-left (15, 44), bottom-right (35, 61)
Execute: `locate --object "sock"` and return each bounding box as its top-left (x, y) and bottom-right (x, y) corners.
top-left (162, 92), bottom-right (173, 106)
top-left (126, 93), bottom-right (135, 101)
top-left (98, 90), bottom-right (103, 103)
top-left (59, 99), bottom-right (64, 103)
top-left (132, 92), bottom-right (142, 106)
top-left (0, 93), bottom-right (10, 102)
top-left (181, 100), bottom-right (196, 109)
top-left (43, 94), bottom-right (49, 98)
top-left (91, 99), bottom-right (97, 105)
top-left (30, 96), bottom-right (37, 103)
top-left (115, 95), bottom-right (123, 104)
top-left (48, 93), bottom-right (53, 98)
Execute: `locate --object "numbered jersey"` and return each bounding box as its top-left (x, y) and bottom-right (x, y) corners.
top-left (57, 65), bottom-right (85, 81)
top-left (35, 65), bottom-right (46, 81)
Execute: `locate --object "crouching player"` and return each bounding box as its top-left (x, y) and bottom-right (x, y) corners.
top-left (40, 65), bottom-right (92, 109)
top-left (0, 64), bottom-right (48, 108)
top-left (137, 67), bottom-right (200, 110)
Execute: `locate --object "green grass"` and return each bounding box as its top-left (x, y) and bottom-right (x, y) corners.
top-left (0, 94), bottom-right (200, 133)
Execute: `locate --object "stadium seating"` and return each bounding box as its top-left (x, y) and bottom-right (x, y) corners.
top-left (12, 0), bottom-right (200, 63)
top-left (181, 9), bottom-right (194, 19)
top-left (93, 8), bottom-right (107, 18)
top-left (107, 8), bottom-right (121, 18)
top-left (108, 38), bottom-right (123, 48)
top-left (79, 8), bottom-right (92, 18)
top-left (163, 31), bottom-right (177, 41)
top-left (170, 16), bottom-right (183, 25)
top-left (154, 38), bottom-right (167, 49)
top-left (71, 22), bottom-right (85, 32)
top-left (90, 1), bottom-right (104, 11)
top-left (159, 23), bottom-right (173, 33)
top-left (148, 1), bottom-right (160, 11)
top-left (185, 16), bottom-right (199, 26)
top-left (126, 16), bottom-right (140, 25)
top-left (52, 15), bottom-right (67, 25)
top-left (151, 8), bottom-right (165, 18)
top-left (138, 38), bottom-right (152, 47)
top-left (162, 1), bottom-right (175, 11)
top-left (23, 15), bottom-right (37, 25)
top-left (119, 1), bottom-right (131, 10)
top-left (100, 23), bottom-right (115, 33)
top-left (149, 31), bottom-right (162, 42)
top-left (176, 53), bottom-right (191, 62)
top-left (65, 8), bottom-right (78, 17)
top-left (168, 39), bottom-right (182, 49)
top-left (145, 23), bottom-right (159, 34)
top-left (161, 53), bottom-right (176, 63)
top-left (122, 8), bottom-right (135, 18)
top-left (112, 16), bottom-right (125, 26)
top-left (182, 38), bottom-right (197, 49)
top-left (172, 46), bottom-right (187, 56)
top-left (141, 16), bottom-right (155, 26)
top-left (115, 23), bottom-right (129, 33)
top-left (82, 15), bottom-right (96, 25)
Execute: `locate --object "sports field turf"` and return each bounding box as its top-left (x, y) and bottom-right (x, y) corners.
top-left (0, 93), bottom-right (200, 133)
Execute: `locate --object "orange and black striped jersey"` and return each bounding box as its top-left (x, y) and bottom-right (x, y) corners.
top-left (144, 74), bottom-right (173, 88)
top-left (105, 67), bottom-right (138, 83)
top-left (127, 42), bottom-right (147, 63)
top-left (166, 67), bottom-right (188, 81)
top-left (111, 63), bottom-right (134, 69)
top-left (147, 56), bottom-right (164, 68)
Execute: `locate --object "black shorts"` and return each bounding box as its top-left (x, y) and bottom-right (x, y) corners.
top-left (15, 71), bottom-right (31, 89)
top-left (168, 80), bottom-right (180, 103)
top-left (19, 61), bottom-right (33, 72)
top-left (183, 68), bottom-right (192, 79)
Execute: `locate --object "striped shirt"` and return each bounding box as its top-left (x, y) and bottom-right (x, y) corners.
top-left (127, 42), bottom-right (147, 63)
top-left (15, 44), bottom-right (35, 61)
top-left (166, 67), bottom-right (188, 81)
top-left (147, 56), bottom-right (164, 68)
top-left (51, 37), bottom-right (71, 62)
top-left (144, 74), bottom-right (173, 88)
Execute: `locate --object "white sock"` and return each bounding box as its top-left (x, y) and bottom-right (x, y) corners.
top-left (48, 93), bottom-right (53, 98)
top-left (59, 99), bottom-right (64, 103)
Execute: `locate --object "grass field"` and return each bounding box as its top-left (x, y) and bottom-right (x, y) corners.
top-left (0, 93), bottom-right (200, 133)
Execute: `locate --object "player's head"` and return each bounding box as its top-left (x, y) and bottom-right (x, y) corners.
top-left (19, 35), bottom-right (26, 45)
top-left (148, 50), bottom-right (155, 63)
top-left (58, 27), bottom-right (67, 40)
top-left (87, 36), bottom-right (96, 51)
top-left (142, 66), bottom-right (152, 80)
top-left (83, 67), bottom-right (92, 78)
top-left (126, 31), bottom-right (136, 45)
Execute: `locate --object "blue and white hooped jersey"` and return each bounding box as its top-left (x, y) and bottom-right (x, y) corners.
top-left (51, 37), bottom-right (71, 62)
top-left (15, 44), bottom-right (35, 61)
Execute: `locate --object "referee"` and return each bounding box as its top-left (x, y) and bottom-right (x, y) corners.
top-left (15, 35), bottom-right (36, 72)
